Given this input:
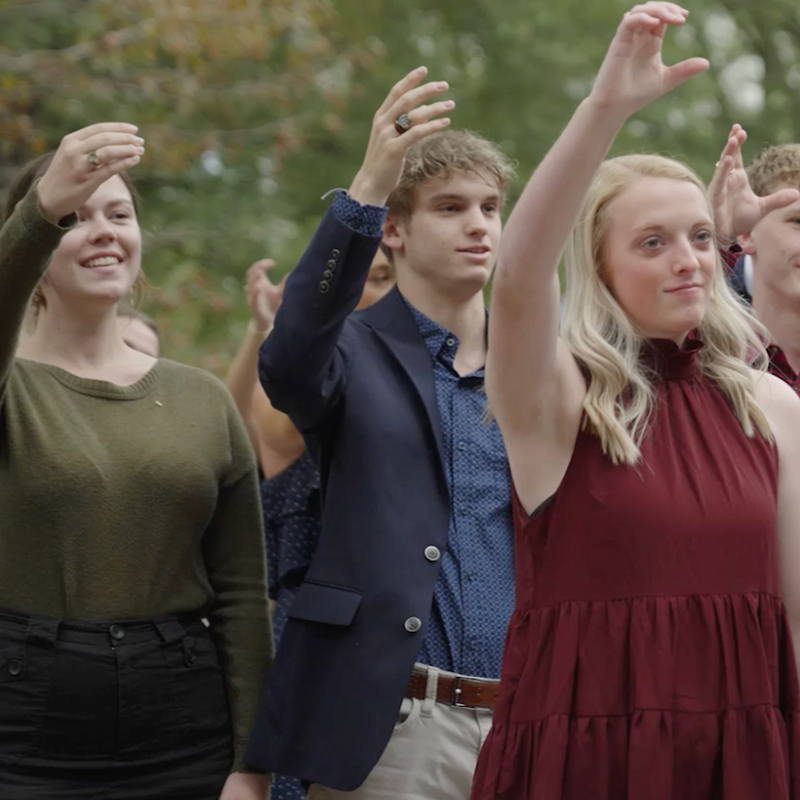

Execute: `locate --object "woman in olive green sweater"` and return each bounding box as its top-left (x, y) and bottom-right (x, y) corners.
top-left (0, 123), bottom-right (272, 800)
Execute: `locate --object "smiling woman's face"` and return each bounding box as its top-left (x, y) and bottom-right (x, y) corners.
top-left (601, 176), bottom-right (717, 344)
top-left (39, 175), bottom-right (142, 310)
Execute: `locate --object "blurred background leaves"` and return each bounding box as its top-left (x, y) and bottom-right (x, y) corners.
top-left (1, 0), bottom-right (798, 372)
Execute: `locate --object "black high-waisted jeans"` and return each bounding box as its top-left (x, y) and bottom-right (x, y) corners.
top-left (0, 607), bottom-right (233, 799)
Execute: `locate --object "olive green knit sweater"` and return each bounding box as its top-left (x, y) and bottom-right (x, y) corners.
top-left (0, 187), bottom-right (272, 770)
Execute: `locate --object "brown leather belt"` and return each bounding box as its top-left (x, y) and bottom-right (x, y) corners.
top-left (405, 670), bottom-right (500, 710)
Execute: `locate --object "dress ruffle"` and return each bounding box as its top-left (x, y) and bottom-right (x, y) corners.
top-left (472, 593), bottom-right (800, 799)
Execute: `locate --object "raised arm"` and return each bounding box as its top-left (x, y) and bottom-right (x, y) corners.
top-left (259, 68), bottom-right (452, 433)
top-left (225, 259), bottom-right (305, 475)
top-left (0, 123), bottom-right (142, 397)
top-left (487, 3), bottom-right (708, 509)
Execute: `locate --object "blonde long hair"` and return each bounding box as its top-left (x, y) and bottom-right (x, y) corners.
top-left (561, 154), bottom-right (771, 465)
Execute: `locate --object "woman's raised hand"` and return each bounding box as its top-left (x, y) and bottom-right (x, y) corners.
top-left (590, 3), bottom-right (709, 120)
top-left (348, 67), bottom-right (454, 207)
top-left (36, 123), bottom-right (144, 223)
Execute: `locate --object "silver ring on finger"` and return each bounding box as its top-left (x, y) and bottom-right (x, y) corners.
top-left (394, 113), bottom-right (413, 136)
top-left (86, 151), bottom-right (100, 168)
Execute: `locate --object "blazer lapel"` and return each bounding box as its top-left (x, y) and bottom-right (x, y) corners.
top-left (362, 289), bottom-right (447, 472)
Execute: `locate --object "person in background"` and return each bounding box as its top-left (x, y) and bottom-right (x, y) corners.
top-left (117, 301), bottom-right (160, 358)
top-left (470, 4), bottom-right (800, 798)
top-left (226, 249), bottom-right (395, 480)
top-left (1, 123), bottom-right (272, 800)
top-left (225, 250), bottom-right (395, 800)
top-left (709, 125), bottom-right (800, 392)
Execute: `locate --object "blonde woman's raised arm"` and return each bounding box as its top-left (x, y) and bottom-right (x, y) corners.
top-left (487, 3), bottom-right (707, 442)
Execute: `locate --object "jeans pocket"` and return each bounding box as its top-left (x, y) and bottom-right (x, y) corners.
top-left (164, 631), bottom-right (232, 743)
top-left (0, 641), bottom-right (49, 766)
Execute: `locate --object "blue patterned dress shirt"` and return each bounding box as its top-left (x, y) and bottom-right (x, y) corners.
top-left (404, 303), bottom-right (515, 679)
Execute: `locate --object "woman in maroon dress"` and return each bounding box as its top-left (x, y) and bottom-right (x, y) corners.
top-left (472, 3), bottom-right (800, 799)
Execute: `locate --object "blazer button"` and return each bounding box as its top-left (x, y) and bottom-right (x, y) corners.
top-left (424, 546), bottom-right (441, 562)
top-left (109, 624), bottom-right (125, 641)
top-left (319, 281), bottom-right (330, 294)
top-left (7, 658), bottom-right (22, 676)
top-left (323, 270), bottom-right (334, 281)
top-left (404, 616), bottom-right (422, 633)
top-left (330, 249), bottom-right (341, 259)
top-left (326, 259), bottom-right (338, 271)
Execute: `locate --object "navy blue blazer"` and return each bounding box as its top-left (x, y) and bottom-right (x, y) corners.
top-left (246, 208), bottom-right (452, 790)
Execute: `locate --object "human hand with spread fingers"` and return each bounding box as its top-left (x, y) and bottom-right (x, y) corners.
top-left (246, 259), bottom-right (285, 335)
top-left (347, 66), bottom-right (454, 208)
top-left (36, 122), bottom-right (144, 224)
top-left (589, 2), bottom-right (708, 120)
top-left (708, 123), bottom-right (799, 244)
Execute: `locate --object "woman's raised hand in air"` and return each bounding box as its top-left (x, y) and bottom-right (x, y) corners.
top-left (36, 123), bottom-right (145, 224)
top-left (589, 3), bottom-right (709, 120)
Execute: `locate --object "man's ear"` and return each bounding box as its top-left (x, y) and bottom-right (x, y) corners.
top-left (382, 214), bottom-right (405, 257)
top-left (738, 230), bottom-right (755, 256)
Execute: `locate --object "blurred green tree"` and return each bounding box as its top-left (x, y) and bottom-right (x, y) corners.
top-left (1, 0), bottom-right (800, 372)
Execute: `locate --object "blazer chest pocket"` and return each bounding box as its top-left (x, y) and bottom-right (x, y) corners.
top-left (288, 581), bottom-right (363, 626)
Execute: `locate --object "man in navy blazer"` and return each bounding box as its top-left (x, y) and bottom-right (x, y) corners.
top-left (246, 68), bottom-right (516, 798)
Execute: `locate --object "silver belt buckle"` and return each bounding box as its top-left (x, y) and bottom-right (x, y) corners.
top-left (452, 676), bottom-right (466, 707)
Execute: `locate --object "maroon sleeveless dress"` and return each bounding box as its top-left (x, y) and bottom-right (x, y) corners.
top-left (471, 339), bottom-right (800, 800)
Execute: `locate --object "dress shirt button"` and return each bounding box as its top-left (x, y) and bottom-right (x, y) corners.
top-left (424, 546), bottom-right (441, 562)
top-left (7, 658), bottom-right (22, 676)
top-left (404, 616), bottom-right (422, 633)
top-left (326, 259), bottom-right (338, 270)
top-left (319, 281), bottom-right (330, 294)
top-left (323, 269), bottom-right (334, 281)
top-left (457, 441), bottom-right (467, 451)
top-left (446, 338), bottom-right (456, 348)
top-left (109, 624), bottom-right (125, 641)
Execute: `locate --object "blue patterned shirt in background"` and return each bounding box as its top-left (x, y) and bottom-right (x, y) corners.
top-left (260, 452), bottom-right (321, 644)
top-left (260, 453), bottom-right (320, 800)
top-left (405, 302), bottom-right (515, 680)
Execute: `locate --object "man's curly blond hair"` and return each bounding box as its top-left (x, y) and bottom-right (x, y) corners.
top-left (747, 143), bottom-right (800, 197)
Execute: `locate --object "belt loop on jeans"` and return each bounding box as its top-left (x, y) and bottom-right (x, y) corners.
top-left (25, 615), bottom-right (61, 647)
top-left (153, 618), bottom-right (186, 645)
top-left (22, 615), bottom-right (61, 680)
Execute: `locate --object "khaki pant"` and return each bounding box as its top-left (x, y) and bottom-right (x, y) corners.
top-left (308, 665), bottom-right (495, 800)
